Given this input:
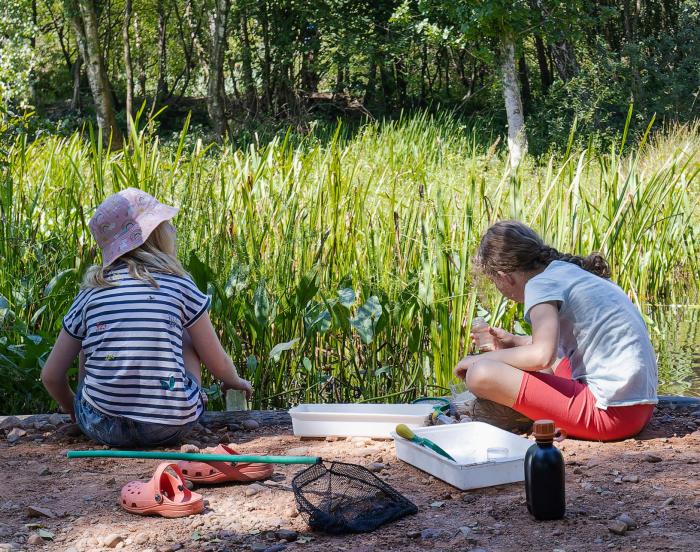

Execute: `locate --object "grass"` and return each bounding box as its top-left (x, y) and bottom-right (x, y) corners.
top-left (1, 109), bottom-right (699, 414)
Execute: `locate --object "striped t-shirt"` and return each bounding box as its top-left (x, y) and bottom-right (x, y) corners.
top-left (63, 265), bottom-right (210, 425)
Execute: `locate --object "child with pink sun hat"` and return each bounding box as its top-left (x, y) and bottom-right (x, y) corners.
top-left (41, 188), bottom-right (254, 447)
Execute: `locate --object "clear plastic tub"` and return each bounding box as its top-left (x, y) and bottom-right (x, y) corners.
top-left (289, 403), bottom-right (435, 438)
top-left (391, 422), bottom-right (533, 490)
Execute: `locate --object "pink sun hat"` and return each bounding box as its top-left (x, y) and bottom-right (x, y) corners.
top-left (88, 188), bottom-right (179, 267)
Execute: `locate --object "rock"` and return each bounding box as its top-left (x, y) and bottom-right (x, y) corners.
top-left (687, 458), bottom-right (698, 464)
top-left (27, 505), bottom-right (55, 518)
top-left (245, 483), bottom-right (266, 497)
top-left (572, 466), bottom-right (583, 475)
top-left (613, 476), bottom-right (623, 484)
top-left (661, 497), bottom-right (675, 507)
top-left (0, 417), bottom-right (21, 431)
top-left (284, 506), bottom-right (299, 518)
top-left (407, 531), bottom-right (421, 539)
top-left (286, 447), bottom-right (309, 457)
top-left (275, 529), bottom-right (297, 542)
top-left (47, 414), bottom-right (65, 426)
top-left (263, 546), bottom-right (286, 552)
top-left (617, 513), bottom-right (636, 529)
top-left (608, 520), bottom-right (628, 535)
top-left (180, 444), bottom-right (199, 453)
top-left (133, 533), bottom-right (149, 545)
top-left (642, 453), bottom-right (662, 463)
top-left (241, 419), bottom-right (260, 430)
top-left (103, 535), bottom-right (123, 548)
top-left (6, 428), bottom-right (26, 443)
top-left (420, 528), bottom-right (448, 539)
top-left (622, 475), bottom-right (640, 483)
top-left (27, 534), bottom-right (44, 545)
top-left (36, 466), bottom-right (51, 476)
top-left (367, 462), bottom-right (385, 473)
top-left (0, 524), bottom-right (11, 538)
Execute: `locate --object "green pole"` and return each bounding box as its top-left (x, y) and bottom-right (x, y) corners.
top-left (67, 450), bottom-right (322, 465)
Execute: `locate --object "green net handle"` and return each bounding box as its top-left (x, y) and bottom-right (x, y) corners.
top-left (67, 450), bottom-right (321, 465)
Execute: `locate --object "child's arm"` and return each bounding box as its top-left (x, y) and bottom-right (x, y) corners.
top-left (187, 313), bottom-right (253, 398)
top-left (41, 329), bottom-right (83, 418)
top-left (456, 302), bottom-right (559, 376)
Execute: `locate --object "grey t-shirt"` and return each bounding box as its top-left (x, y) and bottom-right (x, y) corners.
top-left (524, 261), bottom-right (658, 409)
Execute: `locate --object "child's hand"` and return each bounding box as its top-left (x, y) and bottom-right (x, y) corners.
top-left (471, 326), bottom-right (518, 350)
top-left (454, 355), bottom-right (480, 379)
top-left (222, 376), bottom-right (254, 400)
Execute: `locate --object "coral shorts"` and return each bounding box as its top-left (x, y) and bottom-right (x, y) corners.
top-left (512, 358), bottom-right (655, 441)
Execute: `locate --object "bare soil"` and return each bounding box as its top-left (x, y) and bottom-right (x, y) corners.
top-left (1, 404), bottom-right (699, 552)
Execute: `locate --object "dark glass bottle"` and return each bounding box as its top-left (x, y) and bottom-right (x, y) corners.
top-left (524, 419), bottom-right (565, 520)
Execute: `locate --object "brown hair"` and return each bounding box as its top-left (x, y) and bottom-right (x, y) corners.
top-left (82, 221), bottom-right (186, 289)
top-left (476, 220), bottom-right (610, 279)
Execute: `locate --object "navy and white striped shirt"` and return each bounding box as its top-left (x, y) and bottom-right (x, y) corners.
top-left (63, 266), bottom-right (210, 425)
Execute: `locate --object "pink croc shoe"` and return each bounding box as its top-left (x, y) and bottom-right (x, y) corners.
top-left (177, 444), bottom-right (274, 484)
top-left (120, 462), bottom-right (204, 518)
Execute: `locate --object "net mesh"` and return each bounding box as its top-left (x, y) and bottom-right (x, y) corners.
top-left (291, 461), bottom-right (418, 534)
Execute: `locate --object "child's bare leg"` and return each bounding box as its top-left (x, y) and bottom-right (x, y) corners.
top-left (465, 359), bottom-right (526, 407)
top-left (183, 329), bottom-right (202, 385)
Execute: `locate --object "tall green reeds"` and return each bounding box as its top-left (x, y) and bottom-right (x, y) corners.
top-left (1, 111), bottom-right (698, 413)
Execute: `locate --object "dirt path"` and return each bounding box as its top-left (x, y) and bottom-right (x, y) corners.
top-left (1, 404), bottom-right (699, 552)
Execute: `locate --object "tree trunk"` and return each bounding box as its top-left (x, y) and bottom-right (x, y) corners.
top-left (518, 55), bottom-right (532, 114)
top-left (70, 54), bottom-right (83, 110)
top-left (238, 8), bottom-right (257, 113)
top-left (207, 0), bottom-right (230, 139)
top-left (134, 12), bottom-right (147, 98)
top-left (123, 0), bottom-right (134, 135)
top-left (533, 35), bottom-right (551, 94)
top-left (500, 36), bottom-right (527, 168)
top-left (551, 40), bottom-right (580, 82)
top-left (68, 0), bottom-right (122, 146)
top-left (155, 0), bottom-right (169, 100)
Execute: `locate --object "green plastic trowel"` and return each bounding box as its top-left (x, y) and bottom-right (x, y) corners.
top-left (395, 424), bottom-right (456, 462)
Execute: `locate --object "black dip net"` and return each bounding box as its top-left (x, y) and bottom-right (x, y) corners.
top-left (291, 461), bottom-right (418, 534)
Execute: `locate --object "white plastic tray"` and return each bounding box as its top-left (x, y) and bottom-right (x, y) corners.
top-left (289, 403), bottom-right (435, 438)
top-left (391, 422), bottom-right (533, 490)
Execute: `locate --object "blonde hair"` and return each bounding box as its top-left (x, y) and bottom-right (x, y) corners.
top-left (82, 222), bottom-right (186, 289)
top-left (476, 220), bottom-right (610, 279)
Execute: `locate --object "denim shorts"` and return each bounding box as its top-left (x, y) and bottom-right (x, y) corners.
top-left (74, 383), bottom-right (202, 448)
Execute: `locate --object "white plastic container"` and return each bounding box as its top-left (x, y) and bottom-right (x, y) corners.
top-left (289, 403), bottom-right (435, 438)
top-left (391, 422), bottom-right (533, 490)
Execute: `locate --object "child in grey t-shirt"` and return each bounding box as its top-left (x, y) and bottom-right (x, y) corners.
top-left (454, 221), bottom-right (657, 441)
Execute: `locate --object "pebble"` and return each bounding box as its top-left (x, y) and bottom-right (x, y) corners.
top-left (133, 533), bottom-right (148, 545)
top-left (103, 534), bottom-right (123, 548)
top-left (27, 505), bottom-right (55, 518)
top-left (617, 513), bottom-right (636, 529)
top-left (36, 466), bottom-right (51, 476)
top-left (47, 413), bottom-right (65, 426)
top-left (642, 453), bottom-right (662, 463)
top-left (6, 428), bottom-right (26, 443)
top-left (241, 419), bottom-right (260, 430)
top-left (244, 483), bottom-right (266, 497)
top-left (608, 520), bottom-right (628, 535)
top-left (27, 534), bottom-right (44, 545)
top-left (180, 444), bottom-right (199, 453)
top-left (284, 506), bottom-right (299, 518)
top-left (367, 462), bottom-right (385, 473)
top-left (275, 529), bottom-right (297, 542)
top-left (661, 497), bottom-right (675, 507)
top-left (0, 416), bottom-right (21, 431)
top-left (420, 528), bottom-right (448, 539)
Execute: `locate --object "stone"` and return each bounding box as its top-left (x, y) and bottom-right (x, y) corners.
top-left (241, 419), bottom-right (260, 430)
top-left (6, 428), bottom-right (26, 443)
top-left (613, 476), bottom-right (623, 484)
top-left (47, 414), bottom-right (65, 426)
top-left (0, 417), bottom-right (21, 431)
top-left (27, 505), bottom-right (55, 518)
top-left (134, 533), bottom-right (149, 545)
top-left (420, 528), bottom-right (448, 539)
top-left (275, 529), bottom-right (297, 542)
top-left (284, 506), bottom-right (299, 518)
top-left (642, 453), bottom-right (662, 463)
top-left (608, 520), bottom-right (628, 535)
top-left (286, 447), bottom-right (309, 457)
top-left (244, 483), bottom-right (266, 497)
top-left (180, 444), bottom-right (199, 453)
top-left (27, 535), bottom-right (44, 545)
top-left (617, 513), bottom-right (636, 529)
top-left (264, 546), bottom-right (286, 552)
top-left (367, 462), bottom-right (385, 473)
top-left (36, 466), bottom-right (51, 477)
top-left (661, 497), bottom-right (675, 507)
top-left (622, 474), bottom-right (640, 483)
top-left (104, 534), bottom-right (123, 548)
top-left (0, 524), bottom-right (11, 538)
